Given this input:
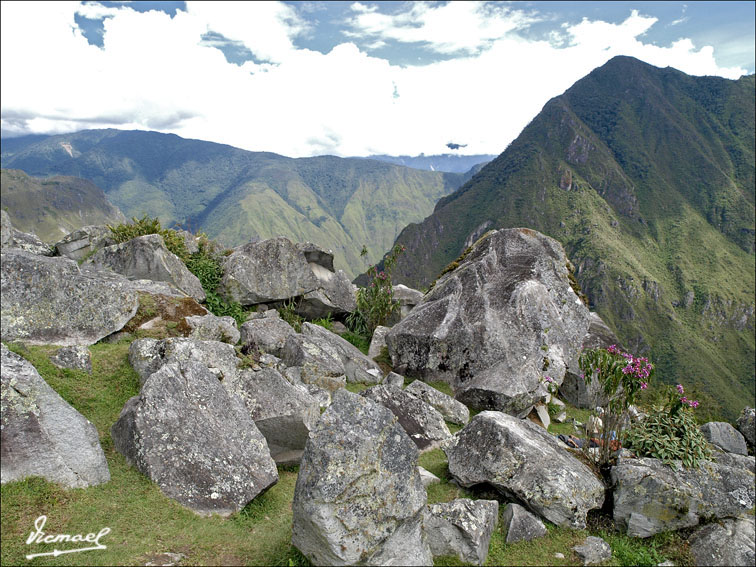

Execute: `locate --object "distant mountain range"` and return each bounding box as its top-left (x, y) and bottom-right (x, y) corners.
top-left (0, 131), bottom-right (477, 278)
top-left (364, 154), bottom-right (495, 173)
top-left (386, 56), bottom-right (755, 420)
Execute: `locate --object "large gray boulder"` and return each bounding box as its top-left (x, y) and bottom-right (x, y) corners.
top-left (50, 345), bottom-right (92, 373)
top-left (611, 456), bottom-right (756, 537)
top-left (406, 380), bottom-right (470, 426)
top-left (0, 210), bottom-right (53, 255)
top-left (84, 234), bottom-right (205, 302)
top-left (501, 502), bottom-right (547, 543)
top-left (239, 311), bottom-right (297, 357)
top-left (302, 323), bottom-right (382, 383)
top-left (54, 225), bottom-right (116, 261)
top-left (292, 389), bottom-right (432, 566)
top-left (573, 536), bottom-right (612, 566)
top-left (111, 361), bottom-right (278, 516)
top-left (445, 411), bottom-right (605, 529)
top-left (736, 407), bottom-right (755, 447)
top-left (700, 421), bottom-right (748, 455)
top-left (1, 344), bottom-right (110, 488)
top-left (184, 313), bottom-right (240, 344)
top-left (219, 237), bottom-right (356, 317)
top-left (1, 249), bottom-right (138, 345)
top-left (423, 499), bottom-right (499, 566)
top-left (361, 384), bottom-right (452, 452)
top-left (386, 228), bottom-right (590, 416)
top-left (367, 325), bottom-right (390, 359)
top-left (688, 516), bottom-right (755, 567)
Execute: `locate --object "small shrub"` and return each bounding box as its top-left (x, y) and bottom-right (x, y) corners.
top-left (340, 330), bottom-right (370, 355)
top-left (279, 298), bottom-right (304, 333)
top-left (311, 313), bottom-right (333, 331)
top-left (107, 215), bottom-right (189, 261)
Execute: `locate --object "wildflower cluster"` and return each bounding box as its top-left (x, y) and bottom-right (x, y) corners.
top-left (541, 375), bottom-right (558, 395)
top-left (675, 384), bottom-right (699, 409)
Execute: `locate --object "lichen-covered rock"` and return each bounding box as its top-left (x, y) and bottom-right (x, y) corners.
top-left (292, 389), bottom-right (432, 566)
top-left (184, 314), bottom-right (240, 344)
top-left (54, 225), bottom-right (116, 261)
top-left (423, 499), bottom-right (499, 566)
top-left (445, 411), bottom-right (605, 529)
top-left (418, 466), bottom-right (440, 487)
top-left (736, 407), bottom-right (755, 447)
top-left (84, 234), bottom-right (205, 302)
top-left (611, 456), bottom-right (756, 537)
top-left (111, 361), bottom-right (278, 516)
top-left (1, 249), bottom-right (138, 345)
top-left (383, 371), bottom-right (406, 389)
top-left (362, 384), bottom-right (451, 452)
top-left (387, 228), bottom-right (590, 416)
top-left (406, 380), bottom-right (470, 426)
top-left (240, 311), bottom-right (297, 357)
top-left (501, 502), bottom-right (547, 543)
top-left (50, 345), bottom-right (92, 373)
top-left (573, 536), bottom-right (612, 566)
top-left (368, 325), bottom-right (390, 359)
top-left (1, 210), bottom-right (53, 256)
top-left (688, 516), bottom-right (755, 567)
top-left (700, 421), bottom-right (748, 455)
top-left (1, 344), bottom-right (109, 487)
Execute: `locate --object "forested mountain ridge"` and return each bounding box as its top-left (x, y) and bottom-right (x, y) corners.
top-left (386, 56), bottom-right (755, 420)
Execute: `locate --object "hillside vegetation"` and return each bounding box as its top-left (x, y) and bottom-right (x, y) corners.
top-left (386, 57), bottom-right (755, 421)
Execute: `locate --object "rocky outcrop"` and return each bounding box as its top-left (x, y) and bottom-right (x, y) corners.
top-left (700, 421), bottom-right (748, 455)
top-left (405, 380), bottom-right (469, 426)
top-left (423, 499), bottom-right (499, 566)
top-left (0, 210), bottom-right (53, 255)
top-left (1, 249), bottom-right (138, 345)
top-left (737, 407), bottom-right (755, 447)
top-left (239, 311), bottom-right (297, 357)
top-left (291, 389), bottom-right (431, 566)
top-left (445, 411), bottom-right (604, 529)
top-left (1, 344), bottom-right (110, 488)
top-left (387, 229), bottom-right (590, 416)
top-left (54, 225), bottom-right (116, 261)
top-left (50, 345), bottom-right (92, 373)
top-left (688, 516), bottom-right (755, 567)
top-left (184, 313), bottom-right (240, 344)
top-left (501, 502), bottom-right (547, 543)
top-left (611, 456), bottom-right (756, 537)
top-left (361, 384), bottom-right (451, 452)
top-left (111, 361), bottom-right (277, 516)
top-left (84, 234), bottom-right (205, 302)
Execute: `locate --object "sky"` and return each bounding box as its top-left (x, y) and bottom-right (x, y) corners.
top-left (1, 1), bottom-right (754, 158)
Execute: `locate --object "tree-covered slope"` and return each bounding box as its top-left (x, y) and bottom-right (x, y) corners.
top-left (388, 56), bottom-right (755, 420)
top-left (1, 130), bottom-right (465, 277)
top-left (0, 168), bottom-right (126, 243)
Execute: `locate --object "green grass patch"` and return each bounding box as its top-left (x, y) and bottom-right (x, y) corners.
top-left (339, 331), bottom-right (370, 355)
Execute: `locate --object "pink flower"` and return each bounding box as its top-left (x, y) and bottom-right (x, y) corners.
top-left (680, 396), bottom-right (688, 403)
top-left (607, 344), bottom-right (619, 354)
top-left (676, 384), bottom-right (685, 395)
top-left (690, 400), bottom-right (699, 408)
top-left (640, 382), bottom-right (648, 390)
top-left (544, 376), bottom-right (553, 383)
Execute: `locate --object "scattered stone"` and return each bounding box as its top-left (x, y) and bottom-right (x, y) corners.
top-left (1, 249), bottom-right (138, 345)
top-left (50, 345), bottom-right (92, 373)
top-left (423, 498), bottom-right (499, 566)
top-left (184, 313), bottom-right (240, 344)
top-left (418, 466), bottom-right (440, 487)
top-left (239, 311), bottom-right (297, 357)
top-left (291, 389), bottom-right (431, 566)
top-left (688, 516), bottom-right (755, 567)
top-left (406, 380), bottom-right (470, 426)
top-left (554, 552), bottom-right (565, 559)
top-left (368, 325), bottom-right (390, 359)
top-left (111, 361), bottom-right (278, 516)
top-left (573, 536), bottom-right (612, 565)
top-left (531, 403), bottom-right (551, 430)
top-left (362, 384), bottom-right (451, 452)
top-left (383, 371), bottom-right (405, 389)
top-left (1, 344), bottom-right (110, 487)
top-left (445, 411), bottom-right (605, 529)
top-left (501, 502), bottom-right (547, 543)
top-left (700, 421), bottom-right (748, 455)
top-left (144, 552), bottom-right (186, 566)
top-left (736, 407), bottom-right (755, 447)
top-left (54, 225), bottom-right (116, 261)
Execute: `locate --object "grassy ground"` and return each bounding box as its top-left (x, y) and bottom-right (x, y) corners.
top-left (1, 342), bottom-right (694, 566)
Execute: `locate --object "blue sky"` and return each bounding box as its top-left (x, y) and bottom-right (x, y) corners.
top-left (2, 1), bottom-right (753, 157)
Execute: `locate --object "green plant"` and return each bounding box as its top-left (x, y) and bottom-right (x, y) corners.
top-left (279, 298), bottom-right (304, 333)
top-left (107, 215), bottom-right (189, 261)
top-left (311, 313), bottom-right (333, 331)
top-left (625, 384), bottom-right (711, 468)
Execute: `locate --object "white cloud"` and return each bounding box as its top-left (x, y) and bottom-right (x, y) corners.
top-left (1, 2), bottom-right (750, 158)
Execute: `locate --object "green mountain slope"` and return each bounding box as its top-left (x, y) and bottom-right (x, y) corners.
top-left (0, 131), bottom-right (465, 277)
top-left (0, 168), bottom-right (126, 243)
top-left (388, 56), bottom-right (755, 420)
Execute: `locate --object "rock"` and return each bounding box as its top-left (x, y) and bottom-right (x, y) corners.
top-left (611, 456), bottom-right (756, 537)
top-left (50, 345), bottom-right (92, 373)
top-left (573, 536), bottom-right (612, 566)
top-left (423, 498), bottom-right (499, 566)
top-left (700, 421), bottom-right (748, 455)
top-left (418, 466), bottom-right (440, 487)
top-left (711, 448), bottom-right (755, 474)
top-left (1, 344), bottom-right (110, 487)
top-left (128, 337), bottom-right (239, 386)
top-left (383, 371), bottom-right (406, 389)
top-left (0, 210), bottom-right (11, 249)
top-left (84, 234), bottom-right (205, 302)
top-left (1, 211), bottom-right (53, 255)
top-left (688, 516), bottom-right (755, 567)
top-left (184, 314), bottom-right (240, 344)
top-left (736, 407), bottom-right (755, 447)
top-left (387, 229), bottom-right (590, 417)
top-left (145, 551), bottom-right (186, 566)
top-left (405, 380), bottom-right (470, 426)
top-left (291, 389), bottom-right (432, 566)
top-left (445, 411), bottom-right (605, 529)
top-left (368, 325), bottom-right (390, 359)
top-left (175, 230), bottom-right (199, 254)
top-left (1, 249), bottom-right (138, 345)
top-left (54, 225), bottom-right (116, 261)
top-left (501, 502), bottom-right (547, 543)
top-left (111, 361), bottom-right (278, 516)
top-left (393, 284), bottom-right (424, 319)
top-left (219, 237), bottom-right (355, 317)
top-left (531, 403), bottom-right (551, 430)
top-left (239, 311), bottom-right (297, 357)
top-left (561, 313), bottom-right (618, 408)
top-left (362, 384), bottom-right (451, 452)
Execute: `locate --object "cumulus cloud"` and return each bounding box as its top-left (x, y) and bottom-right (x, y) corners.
top-left (0, 2), bottom-right (750, 157)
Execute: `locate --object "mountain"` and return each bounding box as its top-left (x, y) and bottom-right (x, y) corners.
top-left (0, 168), bottom-right (126, 243)
top-left (385, 56), bottom-right (755, 420)
top-left (0, 130), bottom-right (467, 278)
top-left (365, 154), bottom-right (496, 173)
